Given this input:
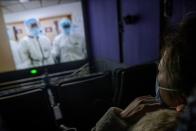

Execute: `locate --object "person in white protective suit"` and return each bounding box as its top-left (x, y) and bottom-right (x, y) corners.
top-left (52, 18), bottom-right (87, 63)
top-left (7, 26), bottom-right (22, 69)
top-left (19, 18), bottom-right (54, 69)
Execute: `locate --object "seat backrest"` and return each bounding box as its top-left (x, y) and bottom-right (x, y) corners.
top-left (0, 88), bottom-right (56, 131)
top-left (56, 72), bottom-right (114, 131)
top-left (112, 68), bottom-right (125, 106)
top-left (116, 63), bottom-right (157, 108)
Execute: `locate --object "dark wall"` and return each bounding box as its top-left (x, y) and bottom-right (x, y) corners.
top-left (87, 0), bottom-right (160, 67)
top-left (86, 0), bottom-right (196, 70)
top-left (87, 0), bottom-right (120, 63)
top-left (185, 0), bottom-right (196, 13)
top-left (171, 0), bottom-right (196, 26)
top-left (170, 0), bottom-right (184, 26)
top-left (122, 0), bottom-right (160, 65)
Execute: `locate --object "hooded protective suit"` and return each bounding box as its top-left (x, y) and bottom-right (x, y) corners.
top-left (19, 18), bottom-right (54, 69)
top-left (52, 18), bottom-right (87, 63)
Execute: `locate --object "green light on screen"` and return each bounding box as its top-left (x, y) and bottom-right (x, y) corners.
top-left (30, 69), bottom-right (38, 75)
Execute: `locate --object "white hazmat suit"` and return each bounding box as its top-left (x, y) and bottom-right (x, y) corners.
top-left (52, 18), bottom-right (87, 63)
top-left (19, 18), bottom-right (54, 69)
top-left (10, 40), bottom-right (22, 69)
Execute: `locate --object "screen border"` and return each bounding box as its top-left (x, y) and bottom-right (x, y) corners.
top-left (0, 0), bottom-right (93, 83)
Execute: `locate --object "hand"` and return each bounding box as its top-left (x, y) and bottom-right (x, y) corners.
top-left (176, 104), bottom-right (186, 112)
top-left (120, 96), bottom-right (162, 120)
top-left (95, 107), bottom-right (127, 131)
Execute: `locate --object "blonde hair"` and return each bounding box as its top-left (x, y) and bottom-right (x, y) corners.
top-left (131, 109), bottom-right (179, 131)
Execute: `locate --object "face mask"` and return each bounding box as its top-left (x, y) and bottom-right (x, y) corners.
top-left (61, 21), bottom-right (71, 35)
top-left (30, 27), bottom-right (41, 37)
top-left (155, 78), bottom-right (169, 107)
top-left (63, 28), bottom-right (71, 35)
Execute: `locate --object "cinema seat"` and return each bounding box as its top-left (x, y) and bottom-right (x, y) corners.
top-left (0, 88), bottom-right (57, 131)
top-left (56, 72), bottom-right (114, 131)
top-left (114, 63), bottom-right (157, 108)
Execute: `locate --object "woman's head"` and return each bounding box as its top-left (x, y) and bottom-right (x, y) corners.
top-left (157, 13), bottom-right (196, 107)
